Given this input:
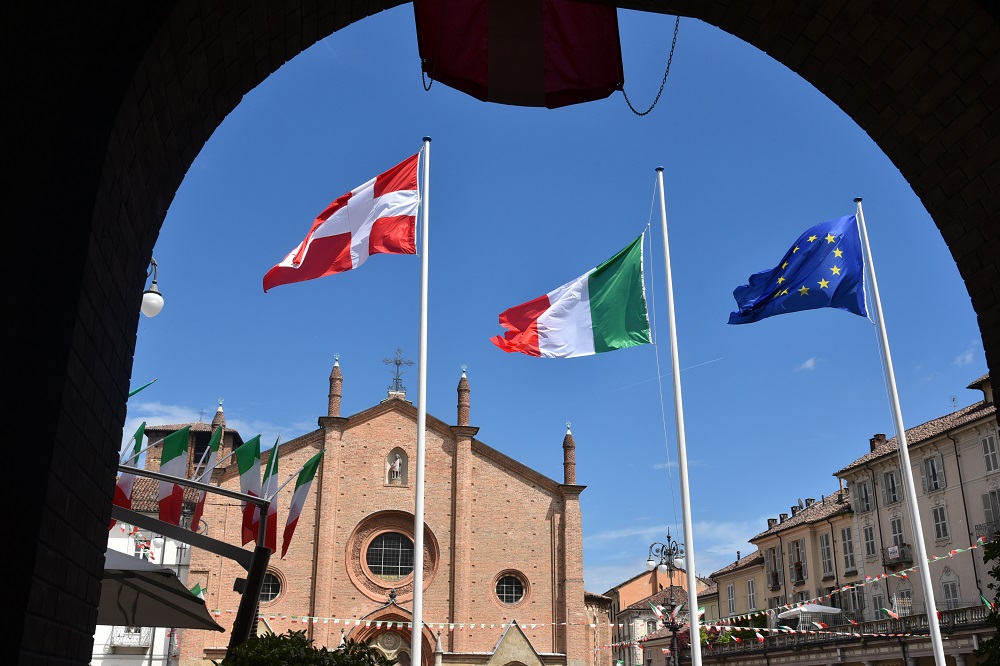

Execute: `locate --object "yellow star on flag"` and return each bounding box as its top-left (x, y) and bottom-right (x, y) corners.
top-left (782, 262), bottom-right (788, 269)
top-left (831, 265), bottom-right (842, 275)
top-left (825, 233), bottom-right (836, 243)
top-left (792, 246), bottom-right (800, 253)
top-left (798, 285), bottom-right (810, 296)
top-left (818, 278), bottom-right (830, 289)
top-left (833, 248), bottom-right (843, 258)
top-left (808, 235), bottom-right (818, 242)
top-left (777, 276), bottom-right (786, 284)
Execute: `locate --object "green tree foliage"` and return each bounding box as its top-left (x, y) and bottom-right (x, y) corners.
top-left (975, 535), bottom-right (1000, 666)
top-left (218, 631), bottom-right (398, 666)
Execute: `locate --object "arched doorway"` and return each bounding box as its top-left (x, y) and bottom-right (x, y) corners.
top-left (14, 3), bottom-right (998, 664)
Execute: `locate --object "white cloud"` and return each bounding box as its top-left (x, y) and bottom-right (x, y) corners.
top-left (953, 347), bottom-right (976, 366)
top-left (795, 357), bottom-right (819, 372)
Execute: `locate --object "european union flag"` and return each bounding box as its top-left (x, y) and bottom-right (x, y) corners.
top-left (728, 214), bottom-right (868, 325)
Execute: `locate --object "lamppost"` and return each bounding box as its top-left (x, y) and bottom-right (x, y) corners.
top-left (647, 531), bottom-right (685, 666)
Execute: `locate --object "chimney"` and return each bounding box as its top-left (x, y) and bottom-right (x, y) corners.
top-left (805, 498), bottom-right (815, 507)
top-left (780, 513), bottom-right (788, 523)
top-left (328, 355), bottom-right (343, 417)
top-left (767, 518), bottom-right (778, 529)
top-left (870, 433), bottom-right (887, 451)
top-left (562, 423), bottom-right (576, 485)
top-left (791, 505), bottom-right (799, 516)
top-left (457, 365), bottom-right (470, 426)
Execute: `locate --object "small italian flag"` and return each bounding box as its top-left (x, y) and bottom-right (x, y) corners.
top-left (281, 450), bottom-right (324, 559)
top-left (880, 607), bottom-right (900, 620)
top-left (110, 421), bottom-right (146, 530)
top-left (190, 424), bottom-right (223, 531)
top-left (261, 441), bottom-right (280, 553)
top-left (235, 435), bottom-right (262, 545)
top-left (158, 426), bottom-right (191, 525)
top-left (190, 582), bottom-right (205, 599)
top-left (491, 234), bottom-right (651, 358)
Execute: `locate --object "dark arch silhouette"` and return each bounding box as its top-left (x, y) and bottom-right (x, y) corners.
top-left (13, 2), bottom-right (998, 663)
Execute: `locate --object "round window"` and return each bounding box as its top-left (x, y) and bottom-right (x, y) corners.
top-left (496, 574), bottom-right (525, 604)
top-left (259, 572), bottom-right (281, 602)
top-left (366, 532), bottom-right (415, 581)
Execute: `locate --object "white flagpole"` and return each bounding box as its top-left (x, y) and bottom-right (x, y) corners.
top-left (854, 197), bottom-right (946, 666)
top-left (655, 167), bottom-right (702, 666)
top-left (412, 137), bottom-right (431, 666)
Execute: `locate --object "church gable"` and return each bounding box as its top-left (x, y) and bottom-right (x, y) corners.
top-left (487, 621), bottom-right (545, 666)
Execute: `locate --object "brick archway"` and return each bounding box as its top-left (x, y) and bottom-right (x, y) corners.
top-left (14, 2), bottom-right (998, 663)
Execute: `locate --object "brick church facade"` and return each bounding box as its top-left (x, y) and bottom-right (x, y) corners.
top-left (133, 358), bottom-right (613, 666)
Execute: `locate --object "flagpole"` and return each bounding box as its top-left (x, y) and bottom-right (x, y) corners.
top-left (854, 198), bottom-right (946, 666)
top-left (655, 167), bottom-right (702, 666)
top-left (412, 137), bottom-right (431, 666)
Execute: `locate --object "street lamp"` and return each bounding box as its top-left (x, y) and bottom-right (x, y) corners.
top-left (647, 531), bottom-right (685, 666)
top-left (141, 256), bottom-right (164, 317)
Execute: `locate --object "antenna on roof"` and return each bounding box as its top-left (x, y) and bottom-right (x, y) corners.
top-left (951, 396), bottom-right (957, 411)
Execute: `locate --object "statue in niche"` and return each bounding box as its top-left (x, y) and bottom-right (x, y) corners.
top-left (389, 454), bottom-right (402, 481)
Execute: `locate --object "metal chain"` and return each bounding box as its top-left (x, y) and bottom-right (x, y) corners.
top-left (621, 15), bottom-right (681, 116)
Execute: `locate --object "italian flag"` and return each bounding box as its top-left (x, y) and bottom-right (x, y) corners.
top-left (190, 425), bottom-right (223, 531)
top-left (491, 234), bottom-right (651, 358)
top-left (157, 426), bottom-right (191, 525)
top-left (110, 421), bottom-right (146, 530)
top-left (261, 441), bottom-right (280, 553)
top-left (235, 435), bottom-right (262, 545)
top-left (281, 451), bottom-right (324, 559)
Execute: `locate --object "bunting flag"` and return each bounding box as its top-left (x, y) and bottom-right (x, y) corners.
top-left (261, 441), bottom-right (280, 553)
top-left (880, 608), bottom-right (900, 620)
top-left (157, 426), bottom-right (192, 525)
top-left (110, 421), bottom-right (146, 530)
top-left (263, 153), bottom-right (420, 292)
top-left (649, 601), bottom-right (664, 619)
top-left (491, 234), bottom-right (651, 358)
top-left (234, 435), bottom-right (262, 545)
top-left (982, 594), bottom-right (996, 611)
top-left (190, 424), bottom-right (223, 531)
top-left (281, 451), bottom-right (324, 558)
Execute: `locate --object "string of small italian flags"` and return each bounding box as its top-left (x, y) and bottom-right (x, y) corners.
top-left (117, 525), bottom-right (993, 637)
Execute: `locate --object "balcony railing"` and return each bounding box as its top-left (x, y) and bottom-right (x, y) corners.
top-left (109, 626), bottom-right (153, 648)
top-left (705, 604), bottom-right (990, 657)
top-left (975, 520), bottom-right (1000, 542)
top-left (881, 544), bottom-right (912, 567)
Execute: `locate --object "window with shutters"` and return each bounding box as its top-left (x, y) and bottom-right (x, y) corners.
top-left (819, 533), bottom-right (833, 578)
top-left (765, 547), bottom-right (782, 589)
top-left (882, 469), bottom-right (900, 504)
top-left (984, 434), bottom-right (999, 473)
top-left (871, 584), bottom-right (884, 616)
top-left (932, 505), bottom-right (950, 540)
top-left (895, 589), bottom-right (913, 617)
top-left (981, 489), bottom-right (1000, 541)
top-left (727, 583), bottom-right (736, 615)
top-left (841, 527), bottom-right (856, 572)
top-left (788, 538), bottom-right (807, 582)
top-left (863, 525), bottom-right (877, 557)
top-left (747, 579), bottom-right (757, 610)
top-left (890, 517), bottom-right (905, 548)
top-left (943, 580), bottom-right (960, 610)
top-left (922, 454), bottom-right (947, 492)
top-left (854, 480), bottom-right (873, 512)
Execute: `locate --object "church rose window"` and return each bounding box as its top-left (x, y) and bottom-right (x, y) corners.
top-left (259, 572), bottom-right (281, 602)
top-left (496, 574), bottom-right (525, 604)
top-left (366, 532), bottom-right (415, 581)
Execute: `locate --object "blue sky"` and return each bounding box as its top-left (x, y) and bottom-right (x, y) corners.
top-left (124, 6), bottom-right (987, 595)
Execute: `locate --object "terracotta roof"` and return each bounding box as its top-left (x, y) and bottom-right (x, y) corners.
top-left (834, 399), bottom-right (996, 475)
top-left (626, 585), bottom-right (689, 612)
top-left (143, 421), bottom-right (217, 433)
top-left (749, 490), bottom-right (852, 541)
top-left (129, 477), bottom-right (201, 513)
top-left (708, 550), bottom-right (763, 579)
top-left (967, 373), bottom-right (990, 389)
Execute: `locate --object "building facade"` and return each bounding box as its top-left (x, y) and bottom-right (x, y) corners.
top-left (100, 358), bottom-right (611, 666)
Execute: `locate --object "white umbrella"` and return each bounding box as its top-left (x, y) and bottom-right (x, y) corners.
top-left (99, 549), bottom-right (224, 631)
top-left (777, 603), bottom-right (842, 619)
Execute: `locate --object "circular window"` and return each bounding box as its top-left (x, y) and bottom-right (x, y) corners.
top-left (366, 532), bottom-right (415, 581)
top-left (259, 572), bottom-right (281, 603)
top-left (496, 574), bottom-right (525, 605)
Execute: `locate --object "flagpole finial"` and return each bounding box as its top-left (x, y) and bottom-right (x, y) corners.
top-left (423, 136), bottom-right (432, 142)
top-left (854, 197), bottom-right (862, 203)
top-left (655, 166), bottom-right (664, 173)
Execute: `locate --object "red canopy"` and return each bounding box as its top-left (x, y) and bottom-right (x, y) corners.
top-left (413, 0), bottom-right (624, 109)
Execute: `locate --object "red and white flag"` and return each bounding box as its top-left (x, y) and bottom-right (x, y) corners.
top-left (158, 426), bottom-right (192, 525)
top-left (263, 153), bottom-right (420, 292)
top-left (110, 421), bottom-right (146, 529)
